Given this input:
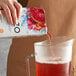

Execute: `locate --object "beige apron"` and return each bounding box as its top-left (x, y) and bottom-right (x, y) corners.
top-left (7, 0), bottom-right (76, 76)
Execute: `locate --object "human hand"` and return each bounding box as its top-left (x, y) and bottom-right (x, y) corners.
top-left (0, 0), bottom-right (22, 24)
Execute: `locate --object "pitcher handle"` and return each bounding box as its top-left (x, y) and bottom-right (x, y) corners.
top-left (26, 54), bottom-right (75, 76)
top-left (26, 53), bottom-right (35, 76)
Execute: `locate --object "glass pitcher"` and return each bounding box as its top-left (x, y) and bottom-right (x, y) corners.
top-left (26, 36), bottom-right (75, 76)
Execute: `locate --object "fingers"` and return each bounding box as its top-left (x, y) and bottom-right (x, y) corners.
top-left (14, 1), bottom-right (22, 19)
top-left (7, 2), bottom-right (17, 24)
top-left (0, 1), bottom-right (22, 25)
top-left (0, 10), bottom-right (3, 18)
top-left (0, 7), bottom-right (3, 18)
top-left (1, 3), bottom-right (13, 24)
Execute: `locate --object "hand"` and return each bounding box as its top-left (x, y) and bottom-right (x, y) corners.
top-left (0, 0), bottom-right (22, 24)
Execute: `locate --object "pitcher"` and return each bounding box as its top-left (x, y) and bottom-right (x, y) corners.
top-left (26, 36), bottom-right (75, 76)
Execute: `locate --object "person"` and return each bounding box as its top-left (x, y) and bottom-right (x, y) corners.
top-left (1, 0), bottom-right (76, 76)
top-left (7, 0), bottom-right (76, 76)
top-left (0, 0), bottom-right (22, 76)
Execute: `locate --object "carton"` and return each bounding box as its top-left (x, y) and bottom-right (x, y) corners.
top-left (0, 7), bottom-right (47, 38)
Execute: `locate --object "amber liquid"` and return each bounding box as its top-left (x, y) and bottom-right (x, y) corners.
top-left (36, 60), bottom-right (71, 76)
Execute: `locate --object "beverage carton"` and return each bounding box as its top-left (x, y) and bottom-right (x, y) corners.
top-left (0, 7), bottom-right (47, 38)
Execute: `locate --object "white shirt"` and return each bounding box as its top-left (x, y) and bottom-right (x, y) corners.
top-left (0, 39), bottom-right (12, 76)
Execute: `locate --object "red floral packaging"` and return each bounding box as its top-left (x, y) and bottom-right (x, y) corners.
top-left (0, 7), bottom-right (47, 38)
